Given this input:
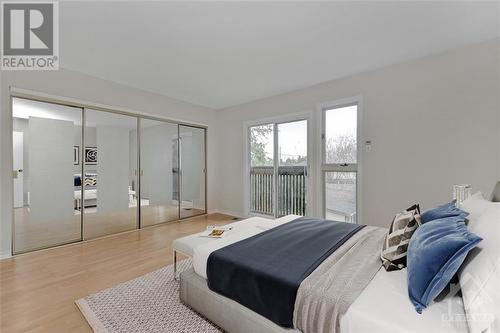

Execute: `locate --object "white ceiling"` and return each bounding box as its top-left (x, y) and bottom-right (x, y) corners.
top-left (60, 1), bottom-right (500, 109)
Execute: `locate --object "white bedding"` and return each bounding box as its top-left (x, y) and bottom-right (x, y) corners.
top-left (340, 268), bottom-right (468, 333)
top-left (74, 189), bottom-right (97, 200)
top-left (187, 215), bottom-right (468, 333)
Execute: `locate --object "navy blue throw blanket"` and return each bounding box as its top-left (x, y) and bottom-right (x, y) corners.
top-left (206, 217), bottom-right (365, 327)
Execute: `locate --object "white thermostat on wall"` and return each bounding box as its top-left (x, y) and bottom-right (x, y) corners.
top-left (365, 140), bottom-right (372, 152)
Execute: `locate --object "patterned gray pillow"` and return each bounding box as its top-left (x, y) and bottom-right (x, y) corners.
top-left (381, 204), bottom-right (421, 271)
top-left (84, 174), bottom-right (97, 187)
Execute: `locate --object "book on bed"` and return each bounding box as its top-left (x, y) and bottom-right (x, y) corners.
top-left (199, 226), bottom-right (233, 238)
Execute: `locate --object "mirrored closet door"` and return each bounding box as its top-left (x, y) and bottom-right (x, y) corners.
top-left (179, 125), bottom-right (206, 219)
top-left (12, 97), bottom-right (208, 254)
top-left (12, 98), bottom-right (83, 253)
top-left (83, 110), bottom-right (138, 239)
top-left (140, 119), bottom-right (180, 227)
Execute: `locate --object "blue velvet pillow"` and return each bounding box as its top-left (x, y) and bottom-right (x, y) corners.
top-left (407, 215), bottom-right (481, 313)
top-left (420, 201), bottom-right (468, 223)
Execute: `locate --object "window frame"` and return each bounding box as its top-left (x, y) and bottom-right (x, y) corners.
top-left (243, 111), bottom-right (313, 218)
top-left (318, 96), bottom-right (363, 223)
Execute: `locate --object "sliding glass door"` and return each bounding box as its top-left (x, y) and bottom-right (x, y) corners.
top-left (277, 120), bottom-right (308, 217)
top-left (249, 124), bottom-right (274, 215)
top-left (249, 119), bottom-right (308, 217)
top-left (12, 98), bottom-right (83, 253)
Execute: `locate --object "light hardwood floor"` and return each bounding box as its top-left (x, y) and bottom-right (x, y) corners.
top-left (13, 205), bottom-right (205, 253)
top-left (0, 213), bottom-right (236, 333)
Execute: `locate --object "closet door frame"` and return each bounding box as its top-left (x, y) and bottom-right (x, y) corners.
top-left (130, 117), bottom-right (209, 227)
top-left (10, 97), bottom-right (85, 255)
top-left (82, 108), bottom-right (141, 239)
top-left (178, 124), bottom-right (208, 220)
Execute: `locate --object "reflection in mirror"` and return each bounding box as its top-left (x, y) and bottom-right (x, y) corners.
top-left (179, 125), bottom-right (206, 218)
top-left (12, 99), bottom-right (208, 252)
top-left (140, 119), bottom-right (180, 226)
top-left (12, 97), bottom-right (83, 253)
top-left (83, 110), bottom-right (138, 239)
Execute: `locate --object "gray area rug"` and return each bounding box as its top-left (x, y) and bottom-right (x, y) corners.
top-left (76, 259), bottom-right (222, 333)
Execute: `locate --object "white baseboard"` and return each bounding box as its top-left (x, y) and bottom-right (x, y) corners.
top-left (208, 209), bottom-right (246, 219)
top-left (0, 250), bottom-right (12, 260)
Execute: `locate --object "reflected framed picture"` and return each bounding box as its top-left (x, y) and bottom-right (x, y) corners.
top-left (73, 146), bottom-right (79, 165)
top-left (85, 147), bottom-right (97, 165)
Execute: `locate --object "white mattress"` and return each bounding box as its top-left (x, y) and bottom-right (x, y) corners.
top-left (74, 189), bottom-right (97, 200)
top-left (340, 268), bottom-right (468, 333)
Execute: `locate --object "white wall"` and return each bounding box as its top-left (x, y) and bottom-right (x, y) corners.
top-left (497, 40), bottom-right (500, 190)
top-left (215, 39), bottom-right (500, 227)
top-left (140, 122), bottom-right (177, 205)
top-left (180, 127), bottom-right (206, 210)
top-left (96, 126), bottom-right (130, 214)
top-left (29, 117), bottom-right (74, 224)
top-left (0, 68), bottom-right (218, 256)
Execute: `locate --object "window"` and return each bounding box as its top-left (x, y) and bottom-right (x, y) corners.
top-left (322, 104), bottom-right (358, 223)
top-left (250, 124), bottom-right (274, 167)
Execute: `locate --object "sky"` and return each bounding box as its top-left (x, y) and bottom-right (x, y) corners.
top-left (257, 105), bottom-right (357, 163)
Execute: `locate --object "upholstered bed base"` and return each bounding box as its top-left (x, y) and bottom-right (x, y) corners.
top-left (179, 268), bottom-right (300, 333)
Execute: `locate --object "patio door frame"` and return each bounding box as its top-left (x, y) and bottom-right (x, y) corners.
top-left (317, 95), bottom-right (363, 223)
top-left (244, 111), bottom-right (313, 218)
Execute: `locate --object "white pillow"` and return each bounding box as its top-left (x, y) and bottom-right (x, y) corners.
top-left (461, 192), bottom-right (492, 221)
top-left (459, 204), bottom-right (500, 333)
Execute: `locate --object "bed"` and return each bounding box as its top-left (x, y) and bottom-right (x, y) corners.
top-left (74, 174), bottom-right (98, 209)
top-left (177, 192), bottom-right (499, 333)
top-left (72, 173), bottom-right (136, 210)
top-left (74, 187), bottom-right (97, 210)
